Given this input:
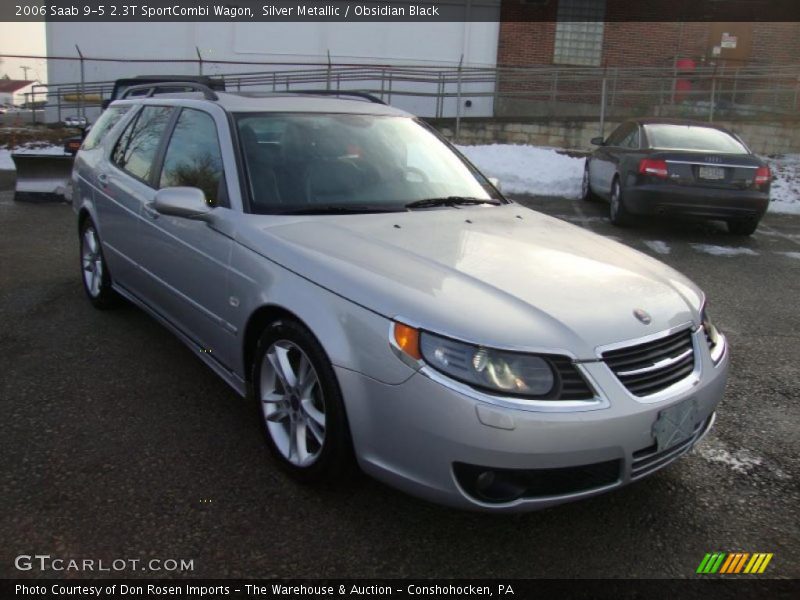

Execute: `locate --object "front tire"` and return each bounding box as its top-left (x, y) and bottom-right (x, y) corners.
top-left (727, 219), bottom-right (759, 236)
top-left (79, 220), bottom-right (120, 309)
top-left (609, 177), bottom-right (632, 227)
top-left (581, 161), bottom-right (596, 201)
top-left (252, 318), bottom-right (354, 483)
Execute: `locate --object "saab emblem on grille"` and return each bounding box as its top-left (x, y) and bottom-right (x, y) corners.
top-left (633, 308), bottom-right (652, 324)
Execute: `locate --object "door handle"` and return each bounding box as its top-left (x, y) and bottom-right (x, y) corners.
top-left (143, 203), bottom-right (160, 219)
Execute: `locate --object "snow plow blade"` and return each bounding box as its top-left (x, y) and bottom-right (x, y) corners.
top-left (11, 153), bottom-right (74, 203)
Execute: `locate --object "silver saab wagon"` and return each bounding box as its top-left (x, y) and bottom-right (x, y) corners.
top-left (72, 83), bottom-right (729, 511)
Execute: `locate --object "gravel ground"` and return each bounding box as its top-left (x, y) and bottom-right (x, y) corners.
top-left (0, 190), bottom-right (798, 581)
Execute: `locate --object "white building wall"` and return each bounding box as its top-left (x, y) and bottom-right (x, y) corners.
top-left (45, 12), bottom-right (500, 121)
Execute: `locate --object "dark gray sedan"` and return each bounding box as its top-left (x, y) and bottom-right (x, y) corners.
top-left (583, 118), bottom-right (771, 235)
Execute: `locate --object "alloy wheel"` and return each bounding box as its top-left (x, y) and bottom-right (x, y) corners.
top-left (81, 226), bottom-right (104, 298)
top-left (260, 340), bottom-right (326, 467)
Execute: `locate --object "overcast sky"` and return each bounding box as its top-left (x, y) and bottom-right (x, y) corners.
top-left (0, 22), bottom-right (47, 82)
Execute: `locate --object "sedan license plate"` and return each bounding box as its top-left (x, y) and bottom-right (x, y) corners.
top-left (698, 166), bottom-right (725, 180)
top-left (652, 398), bottom-right (698, 451)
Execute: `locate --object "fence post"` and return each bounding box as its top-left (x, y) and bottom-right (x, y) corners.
top-left (196, 47), bottom-right (203, 76)
top-left (387, 72), bottom-right (393, 105)
top-left (75, 45), bottom-right (85, 119)
top-left (709, 75), bottom-right (716, 122)
top-left (455, 54), bottom-right (464, 144)
top-left (550, 70), bottom-right (558, 103)
top-left (599, 77), bottom-right (607, 138)
top-left (326, 49), bottom-right (331, 91)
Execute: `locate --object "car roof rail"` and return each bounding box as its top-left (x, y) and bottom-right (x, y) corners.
top-left (120, 81), bottom-right (219, 101)
top-left (290, 90), bottom-right (387, 105)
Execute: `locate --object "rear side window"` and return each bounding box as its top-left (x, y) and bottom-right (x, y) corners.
top-left (159, 108), bottom-right (225, 206)
top-left (644, 124), bottom-right (748, 154)
top-left (82, 106), bottom-right (131, 151)
top-left (606, 123), bottom-right (634, 147)
top-left (112, 106), bottom-right (173, 183)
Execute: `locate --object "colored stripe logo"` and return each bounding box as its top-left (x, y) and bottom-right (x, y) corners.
top-left (696, 552), bottom-right (773, 574)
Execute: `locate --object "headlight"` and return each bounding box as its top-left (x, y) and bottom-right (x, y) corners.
top-left (701, 303), bottom-right (725, 364)
top-left (419, 330), bottom-right (556, 398)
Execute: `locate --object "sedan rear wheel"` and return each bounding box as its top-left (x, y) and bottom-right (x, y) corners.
top-left (727, 219), bottom-right (759, 236)
top-left (253, 318), bottom-right (354, 482)
top-left (609, 178), bottom-right (632, 227)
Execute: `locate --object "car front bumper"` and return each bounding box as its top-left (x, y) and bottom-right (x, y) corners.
top-left (337, 329), bottom-right (729, 512)
top-left (624, 184), bottom-right (769, 221)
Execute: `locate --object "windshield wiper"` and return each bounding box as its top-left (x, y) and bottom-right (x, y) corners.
top-left (405, 196), bottom-right (502, 209)
top-left (274, 205), bottom-right (405, 215)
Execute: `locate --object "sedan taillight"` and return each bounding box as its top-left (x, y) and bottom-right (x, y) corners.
top-left (638, 158), bottom-right (669, 179)
top-left (754, 166), bottom-right (771, 186)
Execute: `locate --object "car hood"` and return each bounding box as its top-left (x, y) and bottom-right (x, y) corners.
top-left (236, 205), bottom-right (703, 359)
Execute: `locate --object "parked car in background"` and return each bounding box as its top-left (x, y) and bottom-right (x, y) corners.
top-left (63, 115), bottom-right (89, 128)
top-left (583, 118), bottom-right (771, 235)
top-left (72, 84), bottom-right (729, 511)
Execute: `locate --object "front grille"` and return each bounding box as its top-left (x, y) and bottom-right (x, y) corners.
top-left (631, 414), bottom-right (713, 480)
top-left (454, 459), bottom-right (621, 504)
top-left (602, 328), bottom-right (696, 397)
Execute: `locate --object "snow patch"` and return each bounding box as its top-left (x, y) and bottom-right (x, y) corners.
top-left (695, 439), bottom-right (763, 474)
top-left (643, 240), bottom-right (671, 255)
top-left (766, 154), bottom-right (800, 215)
top-left (691, 244), bottom-right (758, 257)
top-left (457, 144), bottom-right (585, 198)
top-left (776, 251), bottom-right (800, 260)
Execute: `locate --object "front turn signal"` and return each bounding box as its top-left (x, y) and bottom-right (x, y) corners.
top-left (393, 322), bottom-right (422, 361)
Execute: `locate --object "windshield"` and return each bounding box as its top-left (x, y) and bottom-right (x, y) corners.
top-left (235, 113), bottom-right (501, 214)
top-left (644, 124), bottom-right (749, 154)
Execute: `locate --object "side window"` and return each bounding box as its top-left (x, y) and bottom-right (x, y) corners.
top-left (159, 108), bottom-right (225, 207)
top-left (621, 128), bottom-right (640, 149)
top-left (82, 106), bottom-right (131, 151)
top-left (111, 106), bottom-right (172, 183)
top-left (606, 124), bottom-right (633, 147)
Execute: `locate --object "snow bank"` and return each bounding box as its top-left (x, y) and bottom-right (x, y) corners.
top-left (457, 144), bottom-right (585, 198)
top-left (766, 154), bottom-right (800, 215)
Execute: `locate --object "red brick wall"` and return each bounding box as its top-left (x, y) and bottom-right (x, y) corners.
top-left (498, 1), bottom-right (800, 68)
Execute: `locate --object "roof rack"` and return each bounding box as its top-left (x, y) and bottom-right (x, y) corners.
top-left (290, 90), bottom-right (386, 105)
top-left (120, 81), bottom-right (219, 101)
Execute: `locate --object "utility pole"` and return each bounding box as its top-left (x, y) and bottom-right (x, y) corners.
top-left (20, 65), bottom-right (31, 80)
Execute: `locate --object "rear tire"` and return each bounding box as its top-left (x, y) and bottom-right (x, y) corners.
top-left (609, 177), bottom-right (632, 227)
top-left (79, 220), bottom-right (120, 309)
top-left (727, 219), bottom-right (759, 236)
top-left (252, 318), bottom-right (355, 483)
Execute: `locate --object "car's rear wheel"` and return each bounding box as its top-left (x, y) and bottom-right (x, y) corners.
top-left (727, 219), bottom-right (759, 236)
top-left (581, 162), bottom-right (596, 201)
top-left (609, 177), bottom-right (632, 226)
top-left (252, 318), bottom-right (354, 483)
top-left (80, 220), bottom-right (119, 309)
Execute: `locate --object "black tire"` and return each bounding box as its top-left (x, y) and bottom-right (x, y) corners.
top-left (252, 318), bottom-right (355, 483)
top-left (581, 161), bottom-right (596, 201)
top-left (79, 219), bottom-right (120, 309)
top-left (727, 219), bottom-right (759, 236)
top-left (609, 177), bottom-right (632, 227)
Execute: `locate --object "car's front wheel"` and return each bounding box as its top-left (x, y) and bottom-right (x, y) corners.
top-left (79, 220), bottom-right (119, 309)
top-left (252, 318), bottom-right (354, 483)
top-left (581, 161), bottom-right (595, 201)
top-left (727, 219), bottom-right (759, 236)
top-left (609, 177), bottom-right (632, 226)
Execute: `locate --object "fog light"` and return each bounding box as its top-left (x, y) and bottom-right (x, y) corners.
top-left (476, 470), bottom-right (496, 491)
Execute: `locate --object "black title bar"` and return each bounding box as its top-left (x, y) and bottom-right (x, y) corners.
top-left (2, 0), bottom-right (800, 22)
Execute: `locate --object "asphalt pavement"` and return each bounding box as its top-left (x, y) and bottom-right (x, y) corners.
top-left (1, 190), bottom-right (798, 580)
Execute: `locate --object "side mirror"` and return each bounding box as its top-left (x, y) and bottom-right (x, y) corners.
top-left (488, 177), bottom-right (502, 191)
top-left (152, 187), bottom-right (212, 219)
top-left (590, 136), bottom-right (605, 146)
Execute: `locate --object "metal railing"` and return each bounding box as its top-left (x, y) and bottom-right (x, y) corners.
top-left (9, 53), bottom-right (800, 139)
